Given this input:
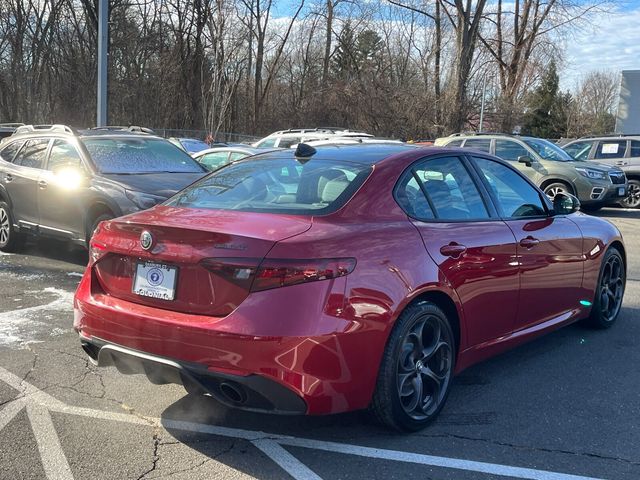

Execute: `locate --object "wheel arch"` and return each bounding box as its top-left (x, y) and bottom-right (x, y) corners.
top-left (406, 289), bottom-right (462, 355)
top-left (85, 201), bottom-right (117, 237)
top-left (609, 240), bottom-right (627, 272)
top-left (540, 177), bottom-right (575, 194)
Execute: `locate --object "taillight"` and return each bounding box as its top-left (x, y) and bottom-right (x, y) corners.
top-left (200, 257), bottom-right (356, 292)
top-left (89, 240), bottom-right (108, 266)
top-left (253, 258), bottom-right (355, 292)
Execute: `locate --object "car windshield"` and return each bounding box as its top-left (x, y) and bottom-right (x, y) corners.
top-left (83, 137), bottom-right (205, 174)
top-left (167, 156), bottom-right (371, 215)
top-left (524, 138), bottom-right (573, 161)
top-left (180, 139), bottom-right (210, 153)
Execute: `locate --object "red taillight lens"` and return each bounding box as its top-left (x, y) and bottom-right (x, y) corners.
top-left (89, 240), bottom-right (108, 265)
top-left (200, 257), bottom-right (356, 292)
top-left (251, 258), bottom-right (356, 292)
top-left (200, 258), bottom-right (261, 290)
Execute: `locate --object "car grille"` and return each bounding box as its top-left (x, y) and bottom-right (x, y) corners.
top-left (609, 172), bottom-right (626, 184)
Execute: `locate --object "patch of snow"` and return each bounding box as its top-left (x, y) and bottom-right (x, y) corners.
top-left (66, 272), bottom-right (84, 278)
top-left (0, 287), bottom-right (74, 347)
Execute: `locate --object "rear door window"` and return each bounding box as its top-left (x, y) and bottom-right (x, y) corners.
top-left (595, 140), bottom-right (627, 159)
top-left (494, 139), bottom-right (530, 161)
top-left (463, 138), bottom-right (491, 153)
top-left (48, 140), bottom-right (83, 171)
top-left (629, 140), bottom-right (640, 158)
top-left (13, 139), bottom-right (50, 169)
top-left (0, 141), bottom-right (24, 163)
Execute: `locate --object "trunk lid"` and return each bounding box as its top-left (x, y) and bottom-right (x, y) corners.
top-left (91, 206), bottom-right (311, 316)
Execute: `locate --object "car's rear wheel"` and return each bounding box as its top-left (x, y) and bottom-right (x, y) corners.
top-left (0, 201), bottom-right (24, 252)
top-left (620, 180), bottom-right (640, 208)
top-left (370, 301), bottom-right (455, 431)
top-left (543, 182), bottom-right (573, 200)
top-left (585, 246), bottom-right (625, 329)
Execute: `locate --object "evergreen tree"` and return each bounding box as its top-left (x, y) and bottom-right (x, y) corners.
top-left (522, 61), bottom-right (568, 138)
top-left (332, 22), bottom-right (359, 79)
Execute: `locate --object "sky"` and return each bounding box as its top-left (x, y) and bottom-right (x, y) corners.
top-left (560, 1), bottom-right (640, 88)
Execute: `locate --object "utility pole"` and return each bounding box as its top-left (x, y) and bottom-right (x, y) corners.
top-left (97, 0), bottom-right (108, 127)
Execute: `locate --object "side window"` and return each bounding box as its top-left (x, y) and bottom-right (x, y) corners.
top-left (278, 137), bottom-right (301, 148)
top-left (397, 156), bottom-right (489, 221)
top-left (198, 152), bottom-right (230, 171)
top-left (563, 141), bottom-right (593, 161)
top-left (494, 139), bottom-right (530, 161)
top-left (257, 138), bottom-right (277, 148)
top-left (473, 157), bottom-right (546, 218)
top-left (229, 152), bottom-right (248, 162)
top-left (463, 138), bottom-right (491, 153)
top-left (595, 140), bottom-right (626, 159)
top-left (48, 140), bottom-right (83, 171)
top-left (629, 140), bottom-right (640, 158)
top-left (445, 139), bottom-right (463, 147)
top-left (13, 139), bottom-right (50, 169)
top-left (395, 174), bottom-right (435, 220)
top-left (0, 141), bottom-right (24, 163)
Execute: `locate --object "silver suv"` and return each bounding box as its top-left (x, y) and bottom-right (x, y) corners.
top-left (562, 135), bottom-right (640, 208)
top-left (252, 127), bottom-right (372, 148)
top-left (434, 133), bottom-right (627, 212)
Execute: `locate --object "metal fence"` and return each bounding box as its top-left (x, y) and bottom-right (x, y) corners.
top-left (153, 128), bottom-right (261, 144)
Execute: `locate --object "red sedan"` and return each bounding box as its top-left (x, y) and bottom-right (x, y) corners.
top-left (74, 144), bottom-right (626, 431)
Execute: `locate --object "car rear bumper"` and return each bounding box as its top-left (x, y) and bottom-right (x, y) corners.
top-left (80, 335), bottom-right (308, 414)
top-left (74, 268), bottom-right (383, 415)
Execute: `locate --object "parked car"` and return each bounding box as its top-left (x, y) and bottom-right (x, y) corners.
top-left (193, 146), bottom-right (281, 171)
top-left (0, 123), bottom-right (25, 141)
top-left (168, 137), bottom-right (221, 154)
top-left (75, 144), bottom-right (625, 431)
top-left (252, 127), bottom-right (372, 148)
top-left (304, 138), bottom-right (405, 147)
top-left (0, 124), bottom-right (208, 251)
top-left (435, 133), bottom-right (627, 212)
top-left (562, 135), bottom-right (640, 208)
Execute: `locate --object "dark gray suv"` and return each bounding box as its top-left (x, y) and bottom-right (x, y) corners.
top-left (0, 125), bottom-right (207, 251)
top-left (562, 135), bottom-right (640, 208)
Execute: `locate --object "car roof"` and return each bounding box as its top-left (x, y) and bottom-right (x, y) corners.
top-left (194, 146), bottom-right (282, 157)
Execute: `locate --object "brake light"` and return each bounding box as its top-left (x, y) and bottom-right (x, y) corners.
top-left (200, 257), bottom-right (356, 292)
top-left (252, 258), bottom-right (356, 292)
top-left (89, 240), bottom-right (108, 265)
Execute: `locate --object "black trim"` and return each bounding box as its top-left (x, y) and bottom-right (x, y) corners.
top-left (80, 335), bottom-right (308, 415)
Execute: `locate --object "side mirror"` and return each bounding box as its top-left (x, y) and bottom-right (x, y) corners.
top-left (552, 192), bottom-right (580, 215)
top-left (518, 155), bottom-right (534, 167)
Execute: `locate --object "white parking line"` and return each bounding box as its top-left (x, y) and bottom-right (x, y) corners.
top-left (253, 439), bottom-right (323, 480)
top-left (0, 367), bottom-right (607, 480)
top-left (27, 403), bottom-right (74, 480)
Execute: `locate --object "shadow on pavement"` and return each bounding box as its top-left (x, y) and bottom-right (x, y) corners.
top-left (20, 237), bottom-right (88, 266)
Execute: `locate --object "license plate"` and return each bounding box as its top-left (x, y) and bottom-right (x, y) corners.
top-left (618, 187), bottom-right (626, 196)
top-left (133, 262), bottom-right (178, 301)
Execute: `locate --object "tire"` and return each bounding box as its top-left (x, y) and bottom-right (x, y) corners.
top-left (86, 212), bottom-right (113, 247)
top-left (543, 182), bottom-right (573, 201)
top-left (369, 301), bottom-right (455, 432)
top-left (0, 201), bottom-right (24, 252)
top-left (620, 179), bottom-right (640, 209)
top-left (584, 247), bottom-right (625, 329)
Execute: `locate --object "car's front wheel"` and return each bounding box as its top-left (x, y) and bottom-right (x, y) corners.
top-left (620, 180), bottom-right (640, 209)
top-left (585, 246), bottom-right (625, 329)
top-left (543, 182), bottom-right (573, 200)
top-left (370, 301), bottom-right (455, 431)
top-left (0, 201), bottom-right (24, 252)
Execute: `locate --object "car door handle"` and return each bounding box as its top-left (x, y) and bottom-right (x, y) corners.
top-left (440, 243), bottom-right (467, 258)
top-left (5, 173), bottom-right (12, 182)
top-left (519, 236), bottom-right (540, 248)
top-left (38, 180), bottom-right (48, 189)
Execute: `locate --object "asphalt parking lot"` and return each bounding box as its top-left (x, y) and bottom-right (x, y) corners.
top-left (1, 209), bottom-right (639, 480)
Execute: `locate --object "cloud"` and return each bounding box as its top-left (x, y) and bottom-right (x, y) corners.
top-left (561, 4), bottom-right (640, 88)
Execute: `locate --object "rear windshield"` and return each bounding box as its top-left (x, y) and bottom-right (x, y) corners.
top-left (167, 157), bottom-right (371, 215)
top-left (82, 137), bottom-right (206, 174)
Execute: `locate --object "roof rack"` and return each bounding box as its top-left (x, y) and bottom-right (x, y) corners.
top-left (0, 123), bottom-right (25, 128)
top-left (448, 131), bottom-right (519, 138)
top-left (90, 125), bottom-right (155, 134)
top-left (578, 133), bottom-right (639, 139)
top-left (14, 124), bottom-right (77, 135)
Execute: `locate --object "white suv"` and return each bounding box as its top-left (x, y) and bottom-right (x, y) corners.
top-left (252, 128), bottom-right (372, 148)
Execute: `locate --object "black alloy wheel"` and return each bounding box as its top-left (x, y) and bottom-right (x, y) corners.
top-left (370, 301), bottom-right (455, 431)
top-left (620, 180), bottom-right (640, 209)
top-left (586, 247), bottom-right (625, 329)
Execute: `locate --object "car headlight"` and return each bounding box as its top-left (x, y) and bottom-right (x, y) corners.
top-left (125, 190), bottom-right (166, 210)
top-left (575, 168), bottom-right (606, 180)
